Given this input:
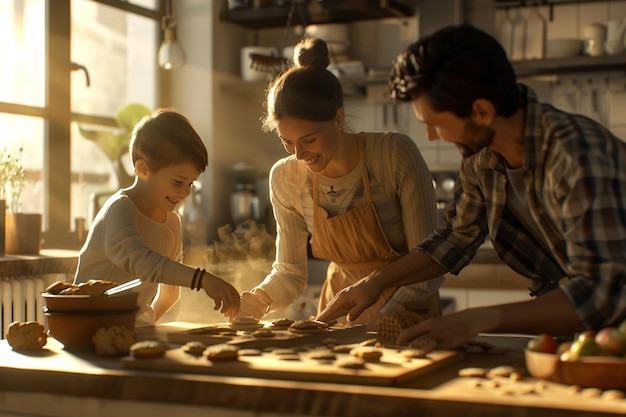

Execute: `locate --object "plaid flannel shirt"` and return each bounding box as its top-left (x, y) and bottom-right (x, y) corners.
top-left (417, 84), bottom-right (626, 329)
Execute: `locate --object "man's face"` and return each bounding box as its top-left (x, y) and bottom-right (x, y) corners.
top-left (411, 95), bottom-right (494, 157)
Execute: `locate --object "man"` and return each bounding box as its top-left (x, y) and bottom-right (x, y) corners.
top-left (316, 24), bottom-right (626, 349)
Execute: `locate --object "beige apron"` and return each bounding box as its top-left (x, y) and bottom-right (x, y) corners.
top-left (311, 138), bottom-right (439, 326)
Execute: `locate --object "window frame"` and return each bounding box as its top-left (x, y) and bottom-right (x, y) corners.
top-left (0, 0), bottom-right (166, 249)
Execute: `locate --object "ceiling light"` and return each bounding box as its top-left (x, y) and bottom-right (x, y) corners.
top-left (158, 0), bottom-right (185, 70)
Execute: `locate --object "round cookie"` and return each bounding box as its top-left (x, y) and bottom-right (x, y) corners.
top-left (230, 316), bottom-right (263, 332)
top-left (204, 343), bottom-right (239, 362)
top-left (288, 319), bottom-right (325, 334)
top-left (336, 357), bottom-right (366, 369)
top-left (183, 341), bottom-right (207, 355)
top-left (251, 328), bottom-right (275, 338)
top-left (268, 318), bottom-right (294, 329)
top-left (130, 340), bottom-right (169, 359)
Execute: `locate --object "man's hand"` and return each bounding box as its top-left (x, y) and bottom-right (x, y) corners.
top-left (316, 276), bottom-right (381, 323)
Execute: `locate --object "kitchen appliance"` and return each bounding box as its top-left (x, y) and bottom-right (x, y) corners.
top-left (230, 162), bottom-right (261, 226)
top-left (431, 170), bottom-right (459, 226)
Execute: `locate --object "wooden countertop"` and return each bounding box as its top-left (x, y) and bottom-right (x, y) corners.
top-left (0, 330), bottom-right (625, 417)
top-left (0, 249), bottom-right (78, 276)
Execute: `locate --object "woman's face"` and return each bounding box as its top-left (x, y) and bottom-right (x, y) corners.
top-left (276, 114), bottom-right (343, 174)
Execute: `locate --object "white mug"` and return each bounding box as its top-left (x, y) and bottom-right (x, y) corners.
top-left (582, 23), bottom-right (607, 56)
top-left (240, 46), bottom-right (278, 82)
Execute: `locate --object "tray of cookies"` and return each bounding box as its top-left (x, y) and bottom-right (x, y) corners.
top-left (122, 336), bottom-right (463, 386)
top-left (149, 317), bottom-right (367, 349)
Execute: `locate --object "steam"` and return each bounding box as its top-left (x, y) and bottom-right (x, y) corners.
top-left (165, 219), bottom-right (276, 323)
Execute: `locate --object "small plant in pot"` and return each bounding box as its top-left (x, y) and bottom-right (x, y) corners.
top-left (1, 147), bottom-right (40, 255)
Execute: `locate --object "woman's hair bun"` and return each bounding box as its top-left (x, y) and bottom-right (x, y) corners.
top-left (294, 37), bottom-right (330, 69)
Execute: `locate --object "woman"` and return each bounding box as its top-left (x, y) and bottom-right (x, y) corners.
top-left (235, 38), bottom-right (443, 326)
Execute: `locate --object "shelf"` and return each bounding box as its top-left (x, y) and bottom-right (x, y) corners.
top-left (220, 0), bottom-right (415, 30)
top-left (512, 54), bottom-right (626, 77)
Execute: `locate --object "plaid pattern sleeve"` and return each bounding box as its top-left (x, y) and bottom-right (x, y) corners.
top-left (418, 84), bottom-right (626, 329)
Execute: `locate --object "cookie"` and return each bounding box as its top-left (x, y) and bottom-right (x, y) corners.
top-left (487, 365), bottom-right (517, 379)
top-left (44, 281), bottom-right (75, 295)
top-left (401, 348), bottom-right (428, 359)
top-left (238, 348), bottom-right (262, 356)
top-left (6, 321), bottom-right (48, 351)
top-left (183, 341), bottom-right (207, 355)
top-left (72, 279), bottom-right (117, 296)
top-left (268, 318), bottom-right (294, 329)
top-left (288, 319), bottom-right (325, 334)
top-left (92, 325), bottom-right (136, 356)
top-left (408, 338), bottom-right (437, 353)
top-left (308, 350), bottom-right (337, 361)
top-left (336, 357), bottom-right (366, 369)
top-left (349, 346), bottom-right (383, 362)
top-left (130, 340), bottom-right (169, 359)
top-left (458, 367), bottom-right (488, 378)
top-left (230, 316), bottom-right (263, 332)
top-left (251, 328), bottom-right (275, 338)
top-left (204, 343), bottom-right (239, 362)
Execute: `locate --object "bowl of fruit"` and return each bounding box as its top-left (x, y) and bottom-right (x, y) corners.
top-left (525, 322), bottom-right (626, 389)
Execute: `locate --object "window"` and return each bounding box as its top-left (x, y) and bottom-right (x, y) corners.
top-left (0, 0), bottom-right (163, 249)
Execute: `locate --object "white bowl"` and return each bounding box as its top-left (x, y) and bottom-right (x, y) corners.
top-left (546, 38), bottom-right (583, 58)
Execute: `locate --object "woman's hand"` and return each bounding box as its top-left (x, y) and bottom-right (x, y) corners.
top-left (231, 290), bottom-right (271, 321)
top-left (200, 273), bottom-right (241, 318)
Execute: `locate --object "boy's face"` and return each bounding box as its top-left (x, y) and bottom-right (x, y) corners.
top-left (144, 161), bottom-right (200, 212)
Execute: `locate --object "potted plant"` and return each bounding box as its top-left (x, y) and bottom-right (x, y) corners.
top-left (1, 147), bottom-right (41, 255)
top-left (78, 103), bottom-right (151, 188)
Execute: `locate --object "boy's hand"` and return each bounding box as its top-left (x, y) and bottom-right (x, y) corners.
top-left (201, 273), bottom-right (240, 318)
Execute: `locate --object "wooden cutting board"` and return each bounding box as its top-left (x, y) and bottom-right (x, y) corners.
top-left (122, 343), bottom-right (463, 387)
top-left (138, 321), bottom-right (368, 349)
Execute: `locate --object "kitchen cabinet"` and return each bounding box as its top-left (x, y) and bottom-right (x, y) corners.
top-left (220, 0), bottom-right (416, 30)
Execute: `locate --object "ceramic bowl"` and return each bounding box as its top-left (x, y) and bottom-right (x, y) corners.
top-left (546, 38), bottom-right (583, 58)
top-left (525, 349), bottom-right (626, 389)
top-left (43, 291), bottom-right (138, 352)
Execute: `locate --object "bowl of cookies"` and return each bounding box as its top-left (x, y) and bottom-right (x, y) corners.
top-left (42, 279), bottom-right (139, 352)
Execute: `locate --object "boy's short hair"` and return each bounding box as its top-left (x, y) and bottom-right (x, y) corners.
top-left (129, 108), bottom-right (208, 173)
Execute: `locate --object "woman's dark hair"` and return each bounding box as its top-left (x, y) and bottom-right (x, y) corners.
top-left (130, 108), bottom-right (208, 173)
top-left (262, 37), bottom-right (343, 132)
top-left (389, 24), bottom-right (521, 118)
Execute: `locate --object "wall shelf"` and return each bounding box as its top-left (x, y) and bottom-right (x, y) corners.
top-left (512, 54), bottom-right (626, 77)
top-left (220, 0), bottom-right (415, 30)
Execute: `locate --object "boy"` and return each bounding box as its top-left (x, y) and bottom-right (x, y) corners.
top-left (75, 108), bottom-right (240, 326)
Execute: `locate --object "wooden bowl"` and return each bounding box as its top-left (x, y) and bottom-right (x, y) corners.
top-left (42, 291), bottom-right (139, 312)
top-left (42, 291), bottom-right (138, 352)
top-left (525, 349), bottom-right (626, 389)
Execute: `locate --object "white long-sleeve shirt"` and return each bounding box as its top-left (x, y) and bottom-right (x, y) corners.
top-left (74, 190), bottom-right (192, 324)
top-left (256, 131), bottom-right (445, 312)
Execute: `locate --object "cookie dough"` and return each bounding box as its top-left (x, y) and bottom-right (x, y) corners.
top-left (6, 321), bottom-right (48, 351)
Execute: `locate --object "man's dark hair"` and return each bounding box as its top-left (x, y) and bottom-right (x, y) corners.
top-left (390, 24), bottom-right (521, 118)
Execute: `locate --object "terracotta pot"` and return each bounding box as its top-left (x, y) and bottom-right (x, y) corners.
top-left (5, 213), bottom-right (42, 255)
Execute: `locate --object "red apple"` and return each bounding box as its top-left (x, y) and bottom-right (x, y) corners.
top-left (595, 327), bottom-right (626, 356)
top-left (527, 333), bottom-right (558, 353)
